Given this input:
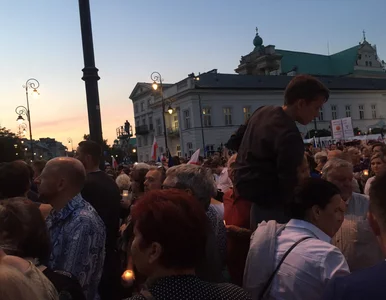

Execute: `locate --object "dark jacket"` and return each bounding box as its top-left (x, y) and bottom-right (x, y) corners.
top-left (234, 106), bottom-right (304, 208)
top-left (323, 261), bottom-right (386, 300)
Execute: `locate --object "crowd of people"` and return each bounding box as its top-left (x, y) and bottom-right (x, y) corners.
top-left (1, 75), bottom-right (386, 299)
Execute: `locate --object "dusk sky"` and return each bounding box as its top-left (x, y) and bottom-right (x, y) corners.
top-left (1, 0), bottom-right (385, 147)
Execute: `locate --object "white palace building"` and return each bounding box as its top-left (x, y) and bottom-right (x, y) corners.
top-left (130, 30), bottom-right (386, 161)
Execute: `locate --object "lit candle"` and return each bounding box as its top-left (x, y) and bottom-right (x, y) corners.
top-left (122, 190), bottom-right (129, 201)
top-left (122, 270), bottom-right (135, 286)
top-left (363, 169), bottom-right (369, 176)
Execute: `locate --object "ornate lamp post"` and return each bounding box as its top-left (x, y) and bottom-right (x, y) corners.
top-left (17, 123), bottom-right (27, 137)
top-left (151, 71), bottom-right (173, 155)
top-left (68, 138), bottom-right (74, 152)
top-left (15, 78), bottom-right (39, 160)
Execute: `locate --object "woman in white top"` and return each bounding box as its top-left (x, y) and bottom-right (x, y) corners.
top-left (364, 153), bottom-right (386, 195)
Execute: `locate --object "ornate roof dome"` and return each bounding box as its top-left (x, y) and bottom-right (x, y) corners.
top-left (253, 27), bottom-right (263, 48)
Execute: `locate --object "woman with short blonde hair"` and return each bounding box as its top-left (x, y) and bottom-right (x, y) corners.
top-left (364, 153), bottom-right (386, 195)
top-left (0, 264), bottom-right (40, 300)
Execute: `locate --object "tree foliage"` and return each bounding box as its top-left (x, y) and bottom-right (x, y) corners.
top-left (0, 127), bottom-right (25, 162)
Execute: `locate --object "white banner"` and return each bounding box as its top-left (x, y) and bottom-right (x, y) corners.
top-left (342, 117), bottom-right (354, 138)
top-left (331, 119), bottom-right (344, 139)
top-left (330, 117), bottom-right (354, 139)
top-left (304, 134), bottom-right (384, 148)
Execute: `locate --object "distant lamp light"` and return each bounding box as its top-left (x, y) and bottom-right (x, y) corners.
top-left (40, 155), bottom-right (42, 158)
top-left (33, 153), bottom-right (36, 155)
top-left (167, 106), bottom-right (173, 115)
top-left (21, 140), bottom-right (24, 144)
top-left (14, 144), bottom-right (17, 148)
top-left (24, 148), bottom-right (28, 151)
top-left (115, 155), bottom-right (118, 157)
top-left (132, 149), bottom-right (137, 153)
top-left (195, 76), bottom-right (200, 81)
top-left (32, 88), bottom-right (40, 98)
top-left (17, 115), bottom-right (24, 123)
top-left (16, 153), bottom-right (18, 156)
top-left (152, 82), bottom-right (158, 91)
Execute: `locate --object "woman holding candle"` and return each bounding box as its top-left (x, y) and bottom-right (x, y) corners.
top-left (126, 189), bottom-right (251, 300)
top-left (364, 153), bottom-right (386, 195)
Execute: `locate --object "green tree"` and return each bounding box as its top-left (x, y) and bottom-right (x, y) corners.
top-left (0, 127), bottom-right (25, 162)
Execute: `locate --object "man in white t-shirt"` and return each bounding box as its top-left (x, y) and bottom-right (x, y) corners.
top-left (244, 178), bottom-right (349, 299)
top-left (210, 158), bottom-right (232, 193)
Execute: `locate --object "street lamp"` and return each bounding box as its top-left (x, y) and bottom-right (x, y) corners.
top-left (151, 71), bottom-right (170, 155)
top-left (15, 78), bottom-right (40, 160)
top-left (17, 123), bottom-right (27, 137)
top-left (68, 138), bottom-right (74, 152)
top-left (132, 148), bottom-right (137, 153)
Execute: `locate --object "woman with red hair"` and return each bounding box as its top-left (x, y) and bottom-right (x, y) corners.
top-left (128, 189), bottom-right (251, 300)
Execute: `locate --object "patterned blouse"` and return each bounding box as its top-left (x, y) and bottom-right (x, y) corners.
top-left (206, 205), bottom-right (227, 263)
top-left (46, 194), bottom-right (106, 300)
top-left (127, 275), bottom-right (252, 300)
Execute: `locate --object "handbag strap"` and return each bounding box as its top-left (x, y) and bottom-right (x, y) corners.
top-left (259, 236), bottom-right (312, 299)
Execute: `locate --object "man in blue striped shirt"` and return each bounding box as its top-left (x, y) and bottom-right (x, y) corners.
top-left (36, 157), bottom-right (106, 300)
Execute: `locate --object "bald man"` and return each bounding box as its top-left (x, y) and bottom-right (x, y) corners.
top-left (36, 157), bottom-right (106, 300)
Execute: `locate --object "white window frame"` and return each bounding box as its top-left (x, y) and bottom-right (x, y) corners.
top-left (331, 105), bottom-right (338, 120)
top-left (203, 107), bottom-right (212, 127)
top-left (243, 107), bottom-right (251, 122)
top-left (345, 105), bottom-right (351, 118)
top-left (173, 115), bottom-right (179, 130)
top-left (187, 142), bottom-right (193, 157)
top-left (184, 110), bottom-right (191, 129)
top-left (359, 105), bottom-right (365, 120)
top-left (224, 107), bottom-right (232, 126)
top-left (176, 145), bottom-right (181, 157)
top-left (318, 108), bottom-right (324, 121)
top-left (371, 104), bottom-right (377, 119)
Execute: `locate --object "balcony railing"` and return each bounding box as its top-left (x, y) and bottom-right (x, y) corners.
top-left (135, 125), bottom-right (149, 135)
top-left (167, 128), bottom-right (180, 137)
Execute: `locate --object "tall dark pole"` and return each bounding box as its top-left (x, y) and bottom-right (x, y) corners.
top-left (25, 85), bottom-right (34, 159)
top-left (197, 94), bottom-right (206, 157)
top-left (160, 83), bottom-right (169, 155)
top-left (313, 118), bottom-right (318, 137)
top-left (78, 0), bottom-right (103, 149)
top-left (151, 72), bottom-right (168, 156)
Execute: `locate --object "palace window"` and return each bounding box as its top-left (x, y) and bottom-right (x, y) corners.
top-left (345, 105), bottom-right (351, 118)
top-left (359, 105), bottom-right (365, 120)
top-left (224, 107), bottom-right (232, 126)
top-left (371, 104), bottom-right (377, 119)
top-left (184, 110), bottom-right (191, 129)
top-left (243, 107), bottom-right (251, 122)
top-left (331, 105), bottom-right (337, 120)
top-left (202, 107), bottom-right (212, 127)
